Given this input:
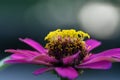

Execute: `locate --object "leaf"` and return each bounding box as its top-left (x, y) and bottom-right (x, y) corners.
top-left (0, 56), bottom-right (10, 70)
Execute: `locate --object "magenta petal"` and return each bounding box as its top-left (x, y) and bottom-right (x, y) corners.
top-left (79, 48), bottom-right (120, 70)
top-left (33, 67), bottom-right (53, 75)
top-left (11, 54), bottom-right (29, 59)
top-left (92, 48), bottom-right (120, 58)
top-left (5, 49), bottom-right (40, 59)
top-left (5, 59), bottom-right (51, 66)
top-left (33, 54), bottom-right (58, 63)
top-left (31, 60), bottom-right (52, 66)
top-left (82, 55), bottom-right (120, 66)
top-left (85, 39), bottom-right (101, 51)
top-left (55, 67), bottom-right (78, 79)
top-left (19, 38), bottom-right (47, 53)
top-left (5, 49), bottom-right (40, 56)
top-left (86, 48), bottom-right (120, 62)
top-left (5, 49), bottom-right (53, 65)
top-left (77, 61), bottom-right (112, 69)
top-left (10, 51), bottom-right (57, 63)
top-left (63, 51), bottom-right (80, 65)
top-left (5, 59), bottom-right (29, 64)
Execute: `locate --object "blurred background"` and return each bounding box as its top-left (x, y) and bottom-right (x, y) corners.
top-left (0, 0), bottom-right (120, 80)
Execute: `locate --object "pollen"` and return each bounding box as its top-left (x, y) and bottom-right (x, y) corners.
top-left (44, 29), bottom-right (90, 60)
top-left (45, 29), bottom-right (90, 42)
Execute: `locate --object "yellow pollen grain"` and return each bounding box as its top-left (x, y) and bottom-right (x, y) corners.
top-left (45, 29), bottom-right (90, 42)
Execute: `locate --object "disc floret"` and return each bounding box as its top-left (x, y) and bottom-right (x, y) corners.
top-left (45, 29), bottom-right (90, 61)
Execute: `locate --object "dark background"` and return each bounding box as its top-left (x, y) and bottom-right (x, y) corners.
top-left (0, 0), bottom-right (120, 80)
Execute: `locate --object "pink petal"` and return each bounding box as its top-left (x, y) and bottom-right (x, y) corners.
top-left (85, 48), bottom-right (120, 63)
top-left (31, 60), bottom-right (52, 66)
top-left (11, 54), bottom-right (30, 59)
top-left (91, 48), bottom-right (120, 58)
top-left (82, 56), bottom-right (120, 66)
top-left (33, 54), bottom-right (58, 63)
top-left (5, 59), bottom-right (51, 66)
top-left (5, 49), bottom-right (40, 59)
top-left (63, 51), bottom-right (80, 65)
top-left (77, 61), bottom-right (112, 69)
top-left (5, 49), bottom-right (55, 66)
top-left (33, 67), bottom-right (53, 75)
top-left (5, 59), bottom-right (29, 64)
top-left (19, 38), bottom-right (47, 53)
top-left (78, 48), bottom-right (120, 70)
top-left (85, 39), bottom-right (101, 51)
top-left (11, 53), bottom-right (58, 64)
top-left (55, 67), bottom-right (78, 79)
top-left (5, 49), bottom-right (40, 56)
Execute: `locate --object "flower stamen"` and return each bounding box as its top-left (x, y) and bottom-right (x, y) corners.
top-left (44, 29), bottom-right (90, 66)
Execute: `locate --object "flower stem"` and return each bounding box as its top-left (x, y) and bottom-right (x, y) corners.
top-left (60, 77), bottom-right (74, 80)
top-left (60, 77), bottom-right (69, 80)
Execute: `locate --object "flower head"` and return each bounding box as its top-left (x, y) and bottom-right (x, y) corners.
top-left (5, 29), bottom-right (120, 80)
top-left (45, 29), bottom-right (89, 60)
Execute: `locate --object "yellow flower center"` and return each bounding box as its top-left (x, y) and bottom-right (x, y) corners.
top-left (45, 29), bottom-right (90, 60)
top-left (45, 29), bottom-right (90, 41)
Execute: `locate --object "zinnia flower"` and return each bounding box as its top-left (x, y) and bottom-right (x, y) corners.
top-left (5, 29), bottom-right (120, 80)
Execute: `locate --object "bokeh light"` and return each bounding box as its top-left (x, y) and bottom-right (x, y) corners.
top-left (78, 2), bottom-right (120, 39)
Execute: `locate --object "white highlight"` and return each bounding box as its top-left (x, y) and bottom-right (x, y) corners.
top-left (0, 57), bottom-right (10, 69)
top-left (78, 3), bottom-right (119, 39)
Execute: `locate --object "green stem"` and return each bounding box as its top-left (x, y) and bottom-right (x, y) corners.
top-left (60, 77), bottom-right (74, 80)
top-left (60, 77), bottom-right (68, 80)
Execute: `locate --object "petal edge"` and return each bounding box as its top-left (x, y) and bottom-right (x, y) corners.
top-left (55, 67), bottom-right (78, 79)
